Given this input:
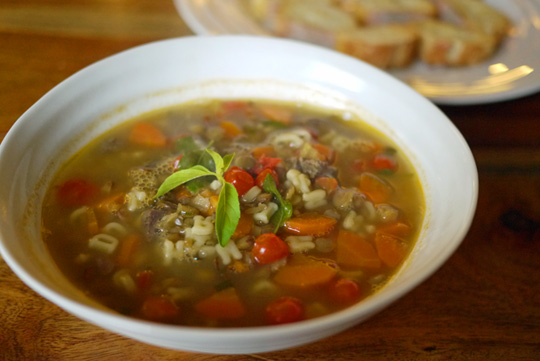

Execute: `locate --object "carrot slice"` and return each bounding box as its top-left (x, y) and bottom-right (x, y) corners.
top-left (129, 122), bottom-right (167, 148)
top-left (232, 213), bottom-right (253, 239)
top-left (83, 207), bottom-right (99, 235)
top-left (96, 193), bottom-right (125, 214)
top-left (116, 234), bottom-right (140, 267)
top-left (375, 232), bottom-right (408, 268)
top-left (220, 121), bottom-right (243, 138)
top-left (378, 222), bottom-right (411, 238)
top-left (312, 144), bottom-right (335, 163)
top-left (283, 213), bottom-right (337, 236)
top-left (195, 287), bottom-right (247, 319)
top-left (259, 104), bottom-right (292, 124)
top-left (336, 230), bottom-right (381, 270)
top-left (274, 256), bottom-right (338, 288)
top-left (358, 173), bottom-right (392, 203)
top-left (252, 145), bottom-right (276, 158)
top-left (315, 176), bottom-right (338, 194)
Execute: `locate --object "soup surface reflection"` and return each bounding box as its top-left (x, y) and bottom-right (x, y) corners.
top-left (42, 99), bottom-right (424, 327)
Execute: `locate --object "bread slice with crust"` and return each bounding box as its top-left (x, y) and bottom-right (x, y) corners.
top-left (416, 20), bottom-right (497, 66)
top-left (249, 0), bottom-right (358, 48)
top-left (336, 23), bottom-right (419, 68)
top-left (275, 0), bottom-right (358, 48)
top-left (436, 0), bottom-right (510, 42)
top-left (336, 0), bottom-right (438, 25)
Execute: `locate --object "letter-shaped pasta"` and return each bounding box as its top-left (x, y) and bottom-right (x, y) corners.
top-left (286, 169), bottom-right (311, 194)
top-left (242, 186), bottom-right (262, 203)
top-left (285, 235), bottom-right (316, 253)
top-left (253, 202), bottom-right (279, 224)
top-left (163, 239), bottom-right (185, 265)
top-left (303, 189), bottom-right (327, 210)
top-left (113, 269), bottom-right (136, 293)
top-left (89, 234), bottom-right (119, 254)
top-left (191, 215), bottom-right (213, 236)
top-left (102, 222), bottom-right (128, 238)
top-left (215, 240), bottom-right (242, 266)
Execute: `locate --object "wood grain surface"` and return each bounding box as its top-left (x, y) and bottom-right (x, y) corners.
top-left (1, 1), bottom-right (539, 360)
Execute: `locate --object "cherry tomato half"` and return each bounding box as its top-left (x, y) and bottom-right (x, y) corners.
top-left (371, 154), bottom-right (398, 172)
top-left (329, 278), bottom-right (362, 305)
top-left (57, 178), bottom-right (99, 207)
top-left (224, 166), bottom-right (255, 196)
top-left (141, 295), bottom-right (179, 321)
top-left (265, 296), bottom-right (305, 325)
top-left (252, 233), bottom-right (289, 265)
top-left (255, 168), bottom-right (279, 188)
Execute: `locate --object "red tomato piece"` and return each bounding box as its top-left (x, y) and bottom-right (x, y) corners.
top-left (329, 278), bottom-right (362, 305)
top-left (57, 178), bottom-right (99, 207)
top-left (252, 233), bottom-right (289, 265)
top-left (136, 270), bottom-right (154, 291)
top-left (141, 296), bottom-right (179, 321)
top-left (224, 166), bottom-right (255, 196)
top-left (252, 155), bottom-right (282, 175)
top-left (371, 154), bottom-right (398, 172)
top-left (265, 296), bottom-right (305, 325)
top-left (255, 168), bottom-right (279, 188)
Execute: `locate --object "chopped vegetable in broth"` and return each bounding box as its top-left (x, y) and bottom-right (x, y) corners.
top-left (42, 99), bottom-right (424, 327)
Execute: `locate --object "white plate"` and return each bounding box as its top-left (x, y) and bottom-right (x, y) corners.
top-left (174, 0), bottom-right (540, 105)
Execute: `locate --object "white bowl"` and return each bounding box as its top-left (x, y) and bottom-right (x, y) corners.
top-left (0, 35), bottom-right (478, 354)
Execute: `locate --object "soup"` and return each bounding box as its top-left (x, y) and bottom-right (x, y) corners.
top-left (42, 99), bottom-right (424, 327)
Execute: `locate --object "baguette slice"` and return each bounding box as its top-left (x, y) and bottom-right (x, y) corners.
top-left (436, 0), bottom-right (510, 42)
top-left (337, 0), bottom-right (437, 25)
top-left (269, 0), bottom-right (358, 48)
top-left (336, 24), bottom-right (419, 68)
top-left (245, 0), bottom-right (282, 22)
top-left (417, 20), bottom-right (497, 66)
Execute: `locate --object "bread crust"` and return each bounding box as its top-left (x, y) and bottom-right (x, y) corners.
top-left (417, 20), bottom-right (496, 66)
top-left (336, 24), bottom-right (419, 68)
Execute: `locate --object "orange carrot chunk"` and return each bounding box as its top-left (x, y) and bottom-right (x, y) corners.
top-left (375, 232), bottom-right (408, 268)
top-left (129, 122), bottom-right (167, 148)
top-left (251, 145), bottom-right (276, 158)
top-left (312, 143), bottom-right (335, 163)
top-left (336, 230), bottom-right (382, 270)
top-left (273, 255), bottom-right (338, 288)
top-left (116, 234), bottom-right (140, 267)
top-left (315, 176), bottom-right (338, 194)
top-left (259, 104), bottom-right (292, 124)
top-left (232, 213), bottom-right (254, 239)
top-left (195, 287), bottom-right (247, 319)
top-left (378, 222), bottom-right (411, 238)
top-left (358, 173), bottom-right (393, 203)
top-left (283, 213), bottom-right (337, 236)
top-left (220, 121), bottom-right (243, 138)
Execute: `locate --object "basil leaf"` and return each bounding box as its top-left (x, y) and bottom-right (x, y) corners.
top-left (206, 148), bottom-right (224, 175)
top-left (262, 120), bottom-right (288, 129)
top-left (175, 136), bottom-right (199, 154)
top-left (180, 150), bottom-right (215, 172)
top-left (185, 176), bottom-right (214, 193)
top-left (262, 174), bottom-right (293, 232)
top-left (222, 153), bottom-right (235, 173)
top-left (215, 182), bottom-right (240, 247)
top-left (155, 165), bottom-right (213, 198)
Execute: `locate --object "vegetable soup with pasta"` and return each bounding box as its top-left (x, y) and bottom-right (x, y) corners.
top-left (42, 99), bottom-right (424, 327)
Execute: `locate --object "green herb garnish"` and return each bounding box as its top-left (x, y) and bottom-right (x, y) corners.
top-left (155, 149), bottom-right (240, 247)
top-left (262, 173), bottom-right (293, 233)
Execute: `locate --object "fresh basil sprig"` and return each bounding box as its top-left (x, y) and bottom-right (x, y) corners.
top-left (262, 173), bottom-right (293, 233)
top-left (155, 149), bottom-right (240, 247)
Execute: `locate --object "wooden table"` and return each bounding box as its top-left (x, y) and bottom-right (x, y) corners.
top-left (1, 1), bottom-right (539, 360)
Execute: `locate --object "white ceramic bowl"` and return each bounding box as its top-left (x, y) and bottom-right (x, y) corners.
top-left (0, 36), bottom-right (478, 354)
